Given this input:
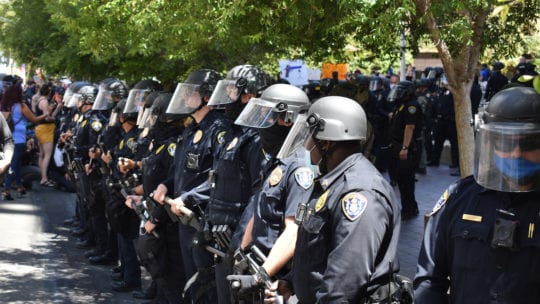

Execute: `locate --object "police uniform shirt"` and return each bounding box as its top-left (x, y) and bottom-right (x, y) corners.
top-left (389, 98), bottom-right (422, 144)
top-left (252, 149), bottom-right (315, 255)
top-left (208, 125), bottom-right (267, 226)
top-left (414, 176), bottom-right (540, 303)
top-left (292, 153), bottom-right (400, 303)
top-left (111, 126), bottom-right (139, 178)
top-left (73, 110), bottom-right (107, 163)
top-left (165, 110), bottom-right (232, 210)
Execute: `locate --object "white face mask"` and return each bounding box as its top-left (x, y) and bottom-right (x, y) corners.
top-left (389, 83), bottom-right (397, 90)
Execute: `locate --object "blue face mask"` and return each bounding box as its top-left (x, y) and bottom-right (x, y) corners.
top-left (493, 154), bottom-right (540, 180)
top-left (304, 148), bottom-right (320, 176)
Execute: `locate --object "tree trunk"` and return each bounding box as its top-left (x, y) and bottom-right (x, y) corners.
top-left (451, 82), bottom-right (475, 177)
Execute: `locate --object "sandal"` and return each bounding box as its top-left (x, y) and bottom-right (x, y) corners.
top-left (40, 180), bottom-right (56, 187)
top-left (17, 187), bottom-right (26, 196)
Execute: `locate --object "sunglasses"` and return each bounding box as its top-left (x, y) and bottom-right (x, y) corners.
top-left (493, 136), bottom-right (540, 153)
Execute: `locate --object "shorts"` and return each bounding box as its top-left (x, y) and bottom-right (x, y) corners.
top-left (35, 123), bottom-right (55, 144)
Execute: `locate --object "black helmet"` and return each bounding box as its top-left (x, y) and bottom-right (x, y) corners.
top-left (125, 80), bottom-right (163, 124)
top-left (208, 65), bottom-right (271, 109)
top-left (152, 92), bottom-right (174, 123)
top-left (167, 69), bottom-right (222, 115)
top-left (387, 80), bottom-right (415, 103)
top-left (355, 75), bottom-right (370, 87)
top-left (475, 86), bottom-right (540, 192)
top-left (133, 79), bottom-right (163, 91)
top-left (93, 78), bottom-right (129, 110)
top-left (414, 78), bottom-right (433, 88)
top-left (492, 61), bottom-right (505, 71)
top-left (483, 86), bottom-right (540, 123)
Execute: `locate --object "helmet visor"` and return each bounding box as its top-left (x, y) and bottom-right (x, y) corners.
top-left (387, 86), bottom-right (400, 102)
top-left (166, 83), bottom-right (202, 115)
top-left (108, 111), bottom-right (119, 127)
top-left (67, 93), bottom-right (81, 108)
top-left (234, 98), bottom-right (280, 128)
top-left (474, 122), bottom-right (540, 192)
top-left (277, 113), bottom-right (310, 160)
top-left (141, 107), bottom-right (158, 129)
top-left (208, 79), bottom-right (242, 108)
top-left (125, 89), bottom-right (149, 125)
top-left (369, 79), bottom-right (379, 91)
top-left (93, 88), bottom-right (114, 110)
top-left (63, 88), bottom-right (73, 104)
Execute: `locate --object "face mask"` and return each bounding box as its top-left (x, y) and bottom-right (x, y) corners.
top-left (258, 124), bottom-right (290, 157)
top-left (493, 154), bottom-right (540, 180)
top-left (389, 84), bottom-right (397, 90)
top-left (304, 147), bottom-right (320, 176)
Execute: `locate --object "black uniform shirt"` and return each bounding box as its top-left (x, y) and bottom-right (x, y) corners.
top-left (414, 176), bottom-right (540, 303)
top-left (74, 110), bottom-right (107, 163)
top-left (292, 153), bottom-right (400, 303)
top-left (389, 98), bottom-right (422, 144)
top-left (164, 110), bottom-right (232, 211)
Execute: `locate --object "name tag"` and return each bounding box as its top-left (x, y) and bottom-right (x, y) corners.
top-left (462, 213), bottom-right (482, 222)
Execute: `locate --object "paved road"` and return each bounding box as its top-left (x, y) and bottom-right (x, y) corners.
top-left (0, 158), bottom-right (458, 303)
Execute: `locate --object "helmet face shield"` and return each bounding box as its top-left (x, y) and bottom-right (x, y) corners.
top-left (63, 88), bottom-right (73, 104)
top-left (93, 87), bottom-right (114, 110)
top-left (369, 78), bottom-right (379, 91)
top-left (67, 94), bottom-right (81, 108)
top-left (277, 114), bottom-right (310, 160)
top-left (108, 111), bottom-right (119, 127)
top-left (125, 89), bottom-right (149, 125)
top-left (166, 83), bottom-right (202, 115)
top-left (208, 79), bottom-right (242, 108)
top-left (234, 98), bottom-right (280, 128)
top-left (475, 122), bottom-right (540, 192)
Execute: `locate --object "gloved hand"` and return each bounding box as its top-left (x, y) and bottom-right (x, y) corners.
top-left (226, 274), bottom-right (261, 296)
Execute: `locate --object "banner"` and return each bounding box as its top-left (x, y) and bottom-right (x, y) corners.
top-left (321, 63), bottom-right (348, 81)
top-left (279, 59), bottom-right (309, 86)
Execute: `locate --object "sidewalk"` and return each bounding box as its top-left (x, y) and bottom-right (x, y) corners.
top-left (396, 163), bottom-right (459, 279)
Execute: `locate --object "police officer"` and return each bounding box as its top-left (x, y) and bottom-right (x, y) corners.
top-left (414, 86), bottom-right (540, 303)
top-left (414, 78), bottom-right (435, 174)
top-left (206, 65), bottom-right (271, 303)
top-left (225, 84), bottom-right (313, 299)
top-left (485, 61), bottom-right (509, 102)
top-left (153, 69), bottom-right (232, 303)
top-left (266, 96), bottom-right (403, 303)
top-left (0, 113), bottom-right (14, 175)
top-left (388, 80), bottom-right (422, 219)
top-left (428, 77), bottom-right (459, 169)
top-left (71, 85), bottom-right (108, 251)
top-left (100, 98), bottom-right (142, 292)
top-left (125, 92), bottom-right (186, 303)
top-left (373, 75), bottom-right (395, 173)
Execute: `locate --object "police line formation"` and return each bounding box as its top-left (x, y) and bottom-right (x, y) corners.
top-left (1, 63), bottom-right (540, 304)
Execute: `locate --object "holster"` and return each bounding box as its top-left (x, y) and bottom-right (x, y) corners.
top-left (365, 274), bottom-right (413, 304)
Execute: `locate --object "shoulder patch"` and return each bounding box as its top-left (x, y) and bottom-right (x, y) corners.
top-left (119, 139), bottom-right (124, 150)
top-left (294, 167), bottom-right (314, 190)
top-left (217, 131), bottom-right (227, 145)
top-left (227, 137), bottom-right (238, 151)
top-left (407, 106), bottom-right (417, 114)
top-left (427, 189), bottom-right (449, 217)
top-left (268, 167), bottom-right (283, 186)
top-left (126, 138), bottom-right (136, 151)
top-left (91, 121), bottom-right (103, 132)
top-left (167, 143), bottom-right (176, 156)
top-left (315, 190), bottom-right (330, 213)
top-left (81, 120), bottom-right (87, 128)
top-left (193, 130), bottom-right (203, 144)
top-left (341, 192), bottom-right (368, 221)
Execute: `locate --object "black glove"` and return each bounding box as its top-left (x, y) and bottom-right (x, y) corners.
top-left (226, 274), bottom-right (261, 296)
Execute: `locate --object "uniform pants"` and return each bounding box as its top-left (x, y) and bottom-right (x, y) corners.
top-left (178, 223), bottom-right (217, 303)
top-left (118, 228), bottom-right (141, 287)
top-left (155, 222), bottom-right (185, 303)
top-left (432, 119), bottom-right (458, 166)
top-left (390, 151), bottom-right (418, 213)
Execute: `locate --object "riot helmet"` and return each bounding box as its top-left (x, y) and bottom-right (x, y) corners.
top-left (387, 80), bottom-right (415, 103)
top-left (208, 65), bottom-right (271, 109)
top-left (492, 61), bottom-right (505, 71)
top-left (137, 91), bottom-right (162, 128)
top-left (304, 96), bottom-right (368, 174)
top-left (369, 76), bottom-right (381, 91)
top-left (65, 81), bottom-right (90, 108)
top-left (78, 85), bottom-right (98, 105)
top-left (235, 83), bottom-right (310, 128)
top-left (235, 83), bottom-right (310, 157)
top-left (475, 86), bottom-right (540, 192)
top-left (427, 67), bottom-right (444, 80)
top-left (124, 80), bottom-right (162, 125)
top-left (149, 92), bottom-right (174, 126)
top-left (166, 69), bottom-right (221, 116)
top-left (93, 78), bottom-right (129, 110)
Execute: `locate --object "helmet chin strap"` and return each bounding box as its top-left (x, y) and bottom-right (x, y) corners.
top-left (313, 138), bottom-right (335, 175)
